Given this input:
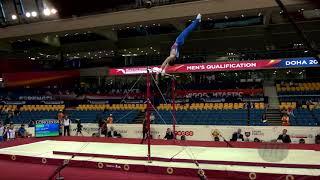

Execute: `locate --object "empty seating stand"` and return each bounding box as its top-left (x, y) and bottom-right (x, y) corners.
top-left (157, 103), bottom-right (264, 111)
top-left (20, 105), bottom-right (65, 111)
top-left (155, 103), bottom-right (265, 126)
top-left (8, 102), bottom-right (318, 126)
top-left (277, 82), bottom-right (320, 93)
top-left (289, 109), bottom-right (320, 126)
top-left (9, 104), bottom-right (144, 124)
top-left (76, 104), bottom-right (147, 111)
top-left (277, 82), bottom-right (320, 102)
top-left (154, 109), bottom-right (265, 126)
top-left (67, 110), bottom-right (139, 124)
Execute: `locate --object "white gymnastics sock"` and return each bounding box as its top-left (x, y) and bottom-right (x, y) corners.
top-left (196, 13), bottom-right (202, 22)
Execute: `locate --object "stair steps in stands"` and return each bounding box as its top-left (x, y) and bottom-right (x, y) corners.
top-left (263, 81), bottom-right (279, 109)
top-left (132, 111), bottom-right (145, 124)
top-left (265, 109), bottom-right (282, 126)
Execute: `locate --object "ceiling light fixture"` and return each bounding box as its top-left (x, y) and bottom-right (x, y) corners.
top-left (11, 14), bottom-right (17, 20)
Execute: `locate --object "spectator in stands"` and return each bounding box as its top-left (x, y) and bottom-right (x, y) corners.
top-left (245, 102), bottom-right (253, 109)
top-left (6, 124), bottom-right (15, 141)
top-left (2, 125), bottom-right (8, 141)
top-left (281, 114), bottom-right (290, 126)
top-left (315, 133), bottom-right (320, 144)
top-left (63, 115), bottom-right (71, 136)
top-left (4, 110), bottom-right (13, 125)
top-left (0, 122), bottom-right (4, 142)
top-left (0, 107), bottom-right (3, 114)
top-left (107, 114), bottom-right (113, 124)
top-left (287, 107), bottom-right (294, 117)
top-left (164, 128), bottom-right (174, 140)
top-left (231, 129), bottom-right (244, 141)
top-left (107, 127), bottom-right (122, 138)
top-left (306, 100), bottom-right (314, 110)
top-left (14, 108), bottom-right (20, 116)
top-left (57, 110), bottom-right (64, 122)
top-left (75, 119), bottom-right (83, 136)
top-left (289, 81), bottom-right (294, 87)
top-left (28, 120), bottom-right (36, 127)
top-left (296, 100), bottom-right (302, 109)
top-left (277, 129), bottom-right (291, 143)
top-left (18, 124), bottom-right (27, 138)
top-left (4, 107), bottom-right (9, 114)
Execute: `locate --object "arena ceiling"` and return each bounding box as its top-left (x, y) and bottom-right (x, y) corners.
top-left (0, 0), bottom-right (316, 39)
top-left (0, 0), bottom-right (319, 62)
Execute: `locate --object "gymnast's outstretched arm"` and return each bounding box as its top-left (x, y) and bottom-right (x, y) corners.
top-left (160, 54), bottom-right (176, 73)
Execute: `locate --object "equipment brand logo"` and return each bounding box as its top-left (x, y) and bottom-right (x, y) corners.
top-left (135, 130), bottom-right (160, 135)
top-left (175, 131), bottom-right (194, 136)
top-left (252, 130), bottom-right (264, 136)
top-left (116, 69), bottom-right (126, 74)
top-left (105, 164), bottom-right (122, 169)
top-left (72, 127), bottom-right (99, 134)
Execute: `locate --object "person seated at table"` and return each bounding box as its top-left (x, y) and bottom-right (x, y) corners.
top-left (230, 129), bottom-right (244, 141)
top-left (316, 133), bottom-right (320, 144)
top-left (164, 128), bottom-right (174, 140)
top-left (107, 126), bottom-right (122, 138)
top-left (277, 129), bottom-right (291, 143)
top-left (253, 138), bottom-right (261, 142)
top-left (181, 135), bottom-right (186, 141)
top-left (299, 138), bottom-right (305, 144)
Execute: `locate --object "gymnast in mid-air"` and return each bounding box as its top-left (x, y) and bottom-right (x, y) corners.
top-left (160, 13), bottom-right (201, 75)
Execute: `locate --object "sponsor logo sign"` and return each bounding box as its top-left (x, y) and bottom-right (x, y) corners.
top-left (109, 57), bottom-right (318, 76)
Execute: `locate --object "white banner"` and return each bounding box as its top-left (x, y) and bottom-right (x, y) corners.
top-left (24, 124), bottom-right (320, 144)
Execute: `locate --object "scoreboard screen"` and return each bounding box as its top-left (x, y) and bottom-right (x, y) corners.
top-left (35, 119), bottom-right (60, 137)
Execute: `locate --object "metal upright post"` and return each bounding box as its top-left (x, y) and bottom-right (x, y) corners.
top-left (13, 0), bottom-right (25, 23)
top-left (35, 0), bottom-right (44, 19)
top-left (146, 67), bottom-right (151, 162)
top-left (0, 0), bottom-right (6, 25)
top-left (171, 76), bottom-right (176, 139)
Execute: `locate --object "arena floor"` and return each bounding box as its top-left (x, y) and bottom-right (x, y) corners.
top-left (0, 138), bottom-right (319, 179)
top-left (0, 160), bottom-right (201, 180)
